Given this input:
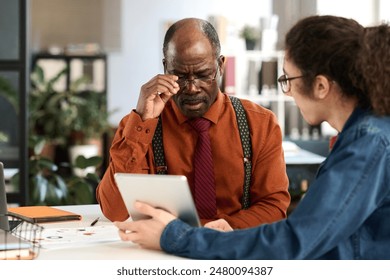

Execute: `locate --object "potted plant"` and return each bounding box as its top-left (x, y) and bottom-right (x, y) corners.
top-left (240, 25), bottom-right (261, 50)
top-left (66, 154), bottom-right (102, 205)
top-left (29, 66), bottom-right (73, 147)
top-left (30, 65), bottom-right (112, 175)
top-left (24, 135), bottom-right (68, 205)
top-left (23, 65), bottom-right (112, 205)
top-left (9, 134), bottom-right (100, 206)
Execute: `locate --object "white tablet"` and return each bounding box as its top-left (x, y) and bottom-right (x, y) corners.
top-left (114, 173), bottom-right (201, 227)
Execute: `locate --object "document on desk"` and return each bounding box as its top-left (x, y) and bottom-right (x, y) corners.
top-left (37, 224), bottom-right (120, 249)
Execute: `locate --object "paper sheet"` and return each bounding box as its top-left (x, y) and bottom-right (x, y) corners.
top-left (36, 224), bottom-right (120, 249)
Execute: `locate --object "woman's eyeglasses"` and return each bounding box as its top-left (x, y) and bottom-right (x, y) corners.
top-left (277, 74), bottom-right (304, 93)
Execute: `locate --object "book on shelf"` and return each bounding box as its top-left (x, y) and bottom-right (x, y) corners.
top-left (258, 60), bottom-right (278, 93)
top-left (223, 56), bottom-right (236, 95)
top-left (8, 206), bottom-right (82, 223)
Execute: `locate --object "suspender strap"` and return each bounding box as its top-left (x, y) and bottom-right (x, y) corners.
top-left (229, 96), bottom-right (252, 209)
top-left (152, 116), bottom-right (167, 174)
top-left (152, 96), bottom-right (252, 209)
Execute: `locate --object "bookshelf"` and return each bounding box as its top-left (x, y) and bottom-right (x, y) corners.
top-left (223, 50), bottom-right (335, 142)
top-left (224, 50), bottom-right (294, 136)
top-left (31, 53), bottom-right (107, 93)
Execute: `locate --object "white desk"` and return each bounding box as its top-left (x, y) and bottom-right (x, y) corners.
top-left (36, 204), bottom-right (184, 260)
top-left (283, 141), bottom-right (326, 165)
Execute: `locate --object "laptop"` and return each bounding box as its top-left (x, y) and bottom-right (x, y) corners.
top-left (0, 162), bottom-right (9, 231)
top-left (114, 173), bottom-right (201, 227)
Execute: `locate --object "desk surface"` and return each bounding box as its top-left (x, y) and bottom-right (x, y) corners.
top-left (283, 141), bottom-right (326, 165)
top-left (36, 204), bottom-right (184, 260)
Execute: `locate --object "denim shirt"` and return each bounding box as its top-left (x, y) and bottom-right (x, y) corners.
top-left (160, 108), bottom-right (390, 259)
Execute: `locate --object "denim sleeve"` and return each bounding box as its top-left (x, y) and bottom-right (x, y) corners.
top-left (160, 132), bottom-right (390, 260)
top-left (288, 133), bottom-right (390, 259)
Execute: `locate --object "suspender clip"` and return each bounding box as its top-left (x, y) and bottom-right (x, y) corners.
top-left (156, 166), bottom-right (168, 172)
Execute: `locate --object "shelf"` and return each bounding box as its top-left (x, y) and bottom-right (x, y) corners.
top-left (224, 50), bottom-right (319, 139)
top-left (235, 93), bottom-right (294, 103)
top-left (243, 50), bottom-right (284, 60)
top-left (32, 53), bottom-right (107, 92)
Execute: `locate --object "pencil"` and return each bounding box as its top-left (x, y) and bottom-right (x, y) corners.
top-left (90, 217), bottom-right (100, 227)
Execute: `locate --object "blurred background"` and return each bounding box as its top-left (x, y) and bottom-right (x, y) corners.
top-left (1, 0), bottom-right (388, 207)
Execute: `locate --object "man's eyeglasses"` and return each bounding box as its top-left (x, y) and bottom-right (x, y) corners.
top-left (176, 68), bottom-right (219, 88)
top-left (277, 74), bottom-right (304, 93)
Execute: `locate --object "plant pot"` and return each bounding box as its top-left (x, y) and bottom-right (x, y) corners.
top-left (69, 144), bottom-right (99, 177)
top-left (245, 39), bottom-right (256, 50)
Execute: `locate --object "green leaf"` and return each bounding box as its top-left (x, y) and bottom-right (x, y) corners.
top-left (74, 155), bottom-right (102, 169)
top-left (86, 172), bottom-right (100, 183)
top-left (37, 158), bottom-right (58, 172)
top-left (30, 174), bottom-right (48, 204)
top-left (68, 180), bottom-right (94, 204)
top-left (33, 137), bottom-right (47, 155)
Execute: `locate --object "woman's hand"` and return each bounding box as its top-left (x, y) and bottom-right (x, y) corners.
top-left (115, 201), bottom-right (176, 250)
top-left (204, 219), bottom-right (233, 232)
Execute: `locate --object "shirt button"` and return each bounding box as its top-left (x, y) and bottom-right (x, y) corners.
top-left (145, 128), bottom-right (150, 134)
top-left (130, 157), bottom-right (136, 163)
top-left (136, 126), bottom-right (142, 132)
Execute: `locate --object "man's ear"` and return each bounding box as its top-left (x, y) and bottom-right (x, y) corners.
top-left (218, 55), bottom-right (226, 78)
top-left (162, 59), bottom-right (167, 73)
top-left (314, 75), bottom-right (332, 100)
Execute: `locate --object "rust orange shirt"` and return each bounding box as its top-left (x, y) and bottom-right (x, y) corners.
top-left (97, 92), bottom-right (290, 229)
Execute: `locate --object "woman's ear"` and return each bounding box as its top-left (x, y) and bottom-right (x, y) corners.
top-left (314, 75), bottom-right (332, 100)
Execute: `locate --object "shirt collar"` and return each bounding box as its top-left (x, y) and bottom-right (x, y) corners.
top-left (330, 107), bottom-right (370, 151)
top-left (341, 107), bottom-right (370, 133)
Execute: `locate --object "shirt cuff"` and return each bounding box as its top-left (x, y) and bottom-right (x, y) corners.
top-left (123, 110), bottom-right (158, 144)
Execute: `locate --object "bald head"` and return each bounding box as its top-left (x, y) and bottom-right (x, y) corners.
top-left (162, 18), bottom-right (221, 60)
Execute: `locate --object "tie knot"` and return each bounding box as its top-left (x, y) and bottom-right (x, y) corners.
top-left (190, 118), bottom-right (211, 133)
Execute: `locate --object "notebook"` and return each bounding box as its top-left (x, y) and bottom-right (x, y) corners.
top-left (8, 206), bottom-right (82, 223)
top-left (114, 173), bottom-right (201, 227)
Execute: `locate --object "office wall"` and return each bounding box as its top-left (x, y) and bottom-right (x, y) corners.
top-left (317, 0), bottom-right (376, 25)
top-left (30, 0), bottom-right (121, 52)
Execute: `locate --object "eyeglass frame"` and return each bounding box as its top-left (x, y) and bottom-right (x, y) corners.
top-left (173, 67), bottom-right (219, 89)
top-left (277, 74), bottom-right (305, 93)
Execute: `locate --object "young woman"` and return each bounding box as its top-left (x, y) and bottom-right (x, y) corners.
top-left (114, 16), bottom-right (390, 260)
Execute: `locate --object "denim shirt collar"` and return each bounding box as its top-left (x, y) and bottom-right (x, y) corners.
top-left (328, 107), bottom-right (370, 154)
top-left (341, 107), bottom-right (370, 133)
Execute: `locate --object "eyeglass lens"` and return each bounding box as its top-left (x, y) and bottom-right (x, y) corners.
top-left (177, 72), bottom-right (217, 88)
top-left (278, 75), bottom-right (289, 93)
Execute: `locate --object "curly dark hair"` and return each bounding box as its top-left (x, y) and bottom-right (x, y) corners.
top-left (356, 24), bottom-right (390, 116)
top-left (162, 18), bottom-right (221, 60)
top-left (285, 15), bottom-right (369, 107)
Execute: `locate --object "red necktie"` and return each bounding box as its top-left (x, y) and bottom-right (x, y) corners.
top-left (189, 118), bottom-right (217, 219)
